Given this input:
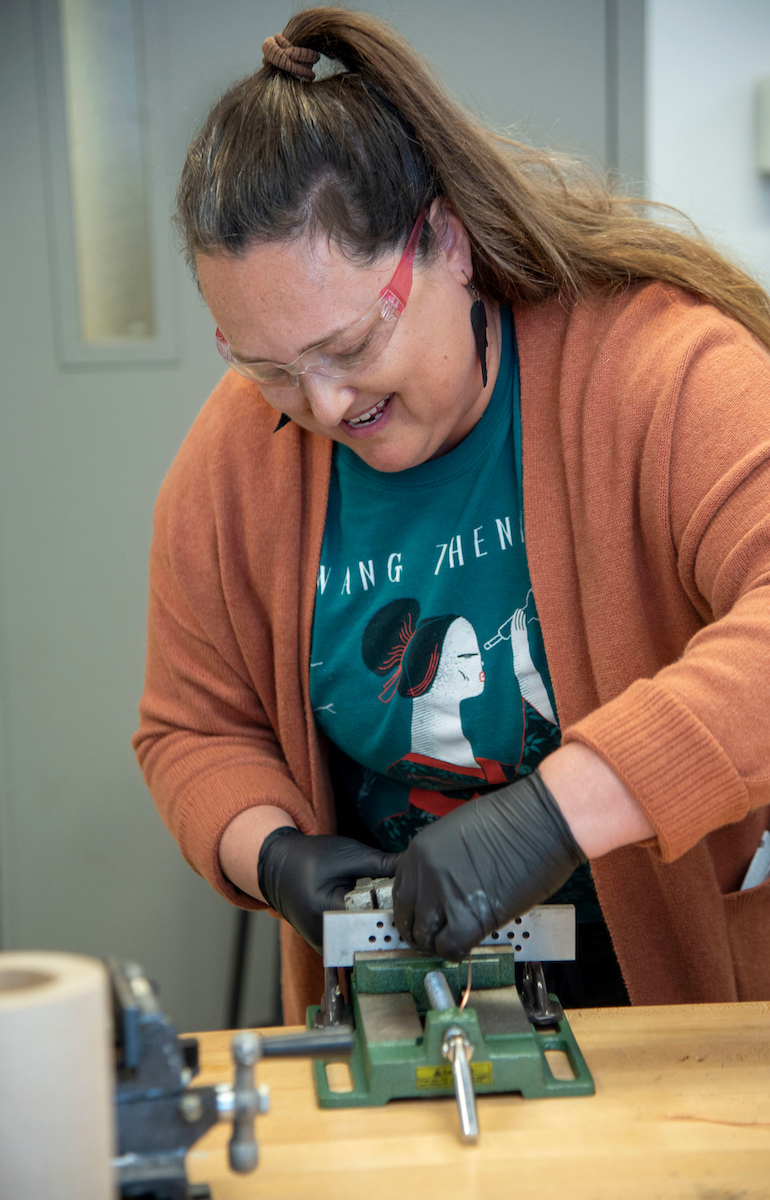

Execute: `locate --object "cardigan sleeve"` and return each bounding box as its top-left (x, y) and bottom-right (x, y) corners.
top-left (132, 402), bottom-right (320, 907)
top-left (563, 307), bottom-right (770, 861)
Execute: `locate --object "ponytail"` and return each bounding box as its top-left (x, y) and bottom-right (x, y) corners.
top-left (176, 7), bottom-right (770, 351)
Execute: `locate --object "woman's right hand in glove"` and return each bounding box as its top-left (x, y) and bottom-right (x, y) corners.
top-left (257, 827), bottom-right (400, 954)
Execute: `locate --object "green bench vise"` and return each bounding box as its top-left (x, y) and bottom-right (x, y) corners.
top-left (307, 881), bottom-right (595, 1142)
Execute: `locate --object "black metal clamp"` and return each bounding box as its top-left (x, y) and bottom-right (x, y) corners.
top-left (521, 960), bottom-right (565, 1028)
top-left (111, 959), bottom-right (352, 1199)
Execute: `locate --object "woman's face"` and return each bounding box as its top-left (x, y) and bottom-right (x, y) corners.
top-left (196, 209), bottom-right (498, 473)
top-left (431, 617), bottom-right (485, 703)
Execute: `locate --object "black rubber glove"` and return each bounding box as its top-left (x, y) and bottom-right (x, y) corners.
top-left (257, 828), bottom-right (400, 954)
top-left (392, 770), bottom-right (586, 961)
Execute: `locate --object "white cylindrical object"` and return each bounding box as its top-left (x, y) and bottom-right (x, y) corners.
top-left (0, 951), bottom-right (115, 1200)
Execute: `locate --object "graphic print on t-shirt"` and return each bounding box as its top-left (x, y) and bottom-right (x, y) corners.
top-left (310, 308), bottom-right (561, 851)
top-left (362, 594), bottom-right (555, 791)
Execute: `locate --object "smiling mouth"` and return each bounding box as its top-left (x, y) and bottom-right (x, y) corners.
top-left (344, 395), bottom-right (391, 427)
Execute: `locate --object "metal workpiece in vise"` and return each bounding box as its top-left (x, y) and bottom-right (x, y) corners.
top-left (307, 879), bottom-right (595, 1145)
top-left (111, 959), bottom-right (353, 1200)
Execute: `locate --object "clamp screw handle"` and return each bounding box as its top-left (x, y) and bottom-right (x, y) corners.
top-left (228, 1031), bottom-right (265, 1173)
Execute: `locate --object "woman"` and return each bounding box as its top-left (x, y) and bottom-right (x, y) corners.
top-left (134, 8), bottom-right (770, 1023)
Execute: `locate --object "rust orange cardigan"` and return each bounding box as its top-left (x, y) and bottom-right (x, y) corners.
top-left (134, 283), bottom-right (770, 1023)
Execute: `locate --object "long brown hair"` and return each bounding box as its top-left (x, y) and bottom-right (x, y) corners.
top-left (176, 7), bottom-right (770, 349)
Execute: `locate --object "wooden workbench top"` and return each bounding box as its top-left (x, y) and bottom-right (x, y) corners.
top-left (186, 1002), bottom-right (770, 1199)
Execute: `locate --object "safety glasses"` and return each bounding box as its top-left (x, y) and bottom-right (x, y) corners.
top-left (215, 209), bottom-right (428, 388)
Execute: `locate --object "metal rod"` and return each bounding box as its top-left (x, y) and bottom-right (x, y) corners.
top-left (260, 1028), bottom-right (354, 1059)
top-left (450, 1043), bottom-right (479, 1143)
top-left (424, 970), bottom-right (455, 1011)
top-left (442, 1028), bottom-right (480, 1144)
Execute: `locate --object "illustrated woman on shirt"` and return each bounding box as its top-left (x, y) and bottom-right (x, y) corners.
top-left (362, 597), bottom-right (555, 793)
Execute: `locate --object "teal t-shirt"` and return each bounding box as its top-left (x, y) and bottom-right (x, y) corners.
top-left (310, 308), bottom-right (563, 853)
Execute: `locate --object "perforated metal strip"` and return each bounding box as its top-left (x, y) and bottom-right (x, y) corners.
top-left (322, 905), bottom-right (575, 968)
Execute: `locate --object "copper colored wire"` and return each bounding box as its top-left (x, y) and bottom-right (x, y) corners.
top-left (459, 955), bottom-right (473, 1012)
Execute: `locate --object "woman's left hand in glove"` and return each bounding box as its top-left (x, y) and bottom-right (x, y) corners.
top-left (391, 770), bottom-right (587, 961)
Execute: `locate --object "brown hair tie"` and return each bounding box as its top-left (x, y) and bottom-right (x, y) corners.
top-left (262, 33), bottom-right (320, 82)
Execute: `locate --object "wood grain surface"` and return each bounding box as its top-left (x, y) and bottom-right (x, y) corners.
top-left (185, 1002), bottom-right (770, 1199)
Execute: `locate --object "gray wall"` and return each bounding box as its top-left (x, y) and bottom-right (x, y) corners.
top-left (647, 0), bottom-right (770, 287)
top-left (0, 0), bottom-right (643, 1031)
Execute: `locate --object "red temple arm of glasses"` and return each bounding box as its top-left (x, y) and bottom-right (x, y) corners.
top-left (380, 208), bottom-right (428, 314)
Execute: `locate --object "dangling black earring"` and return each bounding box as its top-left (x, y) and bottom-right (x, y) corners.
top-left (468, 281), bottom-right (488, 387)
top-left (273, 412), bottom-right (291, 432)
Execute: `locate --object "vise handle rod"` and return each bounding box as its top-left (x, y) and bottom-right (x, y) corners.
top-left (260, 1027), bottom-right (354, 1058)
top-left (424, 970), bottom-right (480, 1144)
top-left (220, 1026), bottom-right (354, 1174)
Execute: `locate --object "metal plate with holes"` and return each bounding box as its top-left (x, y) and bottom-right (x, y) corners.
top-left (322, 905), bottom-right (575, 967)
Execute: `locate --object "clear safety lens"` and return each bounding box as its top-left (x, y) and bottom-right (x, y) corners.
top-left (217, 293), bottom-right (401, 389)
top-left (214, 206), bottom-right (426, 390)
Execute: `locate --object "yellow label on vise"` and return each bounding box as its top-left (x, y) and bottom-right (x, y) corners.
top-left (415, 1062), bottom-right (493, 1089)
